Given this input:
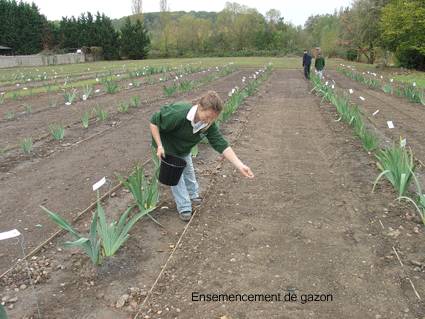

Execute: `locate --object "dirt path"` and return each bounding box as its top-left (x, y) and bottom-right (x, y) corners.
top-left (138, 70), bottom-right (424, 318)
top-left (0, 70), bottom-right (250, 274)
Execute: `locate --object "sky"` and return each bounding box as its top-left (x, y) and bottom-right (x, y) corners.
top-left (27, 0), bottom-right (353, 26)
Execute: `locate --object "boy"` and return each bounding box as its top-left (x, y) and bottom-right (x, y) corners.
top-left (314, 52), bottom-right (325, 79)
top-left (150, 90), bottom-right (254, 221)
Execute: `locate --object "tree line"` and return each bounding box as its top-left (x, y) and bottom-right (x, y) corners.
top-left (0, 0), bottom-right (150, 60)
top-left (0, 0), bottom-right (423, 70)
top-left (302, 0), bottom-right (424, 69)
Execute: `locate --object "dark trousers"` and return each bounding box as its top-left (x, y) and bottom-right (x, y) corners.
top-left (303, 64), bottom-right (311, 79)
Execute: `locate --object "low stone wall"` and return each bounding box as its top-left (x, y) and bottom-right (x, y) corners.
top-left (0, 53), bottom-right (85, 68)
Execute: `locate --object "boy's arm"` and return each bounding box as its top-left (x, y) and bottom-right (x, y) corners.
top-left (204, 123), bottom-right (253, 178)
top-left (150, 123), bottom-right (165, 158)
top-left (222, 146), bottom-right (254, 178)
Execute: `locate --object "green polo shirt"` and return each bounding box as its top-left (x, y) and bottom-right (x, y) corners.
top-left (315, 57), bottom-right (325, 71)
top-left (150, 102), bottom-right (229, 157)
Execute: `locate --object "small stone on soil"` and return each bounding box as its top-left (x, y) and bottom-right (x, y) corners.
top-left (116, 294), bottom-right (129, 308)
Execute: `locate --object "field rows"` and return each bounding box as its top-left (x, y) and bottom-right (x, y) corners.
top-left (0, 65), bottom-right (265, 275)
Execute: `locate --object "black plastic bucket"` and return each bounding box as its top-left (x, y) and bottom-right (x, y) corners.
top-left (158, 154), bottom-right (187, 186)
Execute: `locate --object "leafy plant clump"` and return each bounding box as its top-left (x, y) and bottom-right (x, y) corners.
top-left (93, 105), bottom-right (109, 121)
top-left (20, 137), bottom-right (33, 154)
top-left (49, 124), bottom-right (65, 140)
top-left (117, 102), bottom-right (130, 113)
top-left (373, 144), bottom-right (415, 197)
top-left (63, 89), bottom-right (77, 105)
top-left (41, 186), bottom-right (156, 265)
top-left (104, 79), bottom-right (119, 94)
top-left (81, 111), bottom-right (90, 128)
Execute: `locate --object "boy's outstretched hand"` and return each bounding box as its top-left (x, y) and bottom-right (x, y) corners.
top-left (238, 164), bottom-right (254, 178)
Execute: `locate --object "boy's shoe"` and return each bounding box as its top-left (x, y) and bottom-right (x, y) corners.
top-left (191, 197), bottom-right (203, 206)
top-left (179, 211), bottom-right (192, 221)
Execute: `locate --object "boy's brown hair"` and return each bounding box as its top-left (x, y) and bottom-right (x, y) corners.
top-left (198, 91), bottom-right (223, 113)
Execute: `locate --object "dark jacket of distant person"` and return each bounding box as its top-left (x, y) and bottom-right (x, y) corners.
top-left (302, 51), bottom-right (312, 67)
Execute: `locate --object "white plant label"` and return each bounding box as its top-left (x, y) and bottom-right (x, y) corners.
top-left (92, 177), bottom-right (106, 191)
top-left (0, 229), bottom-right (21, 241)
top-left (373, 109), bottom-right (380, 116)
top-left (387, 121), bottom-right (395, 129)
top-left (359, 96), bottom-right (365, 101)
top-left (349, 89), bottom-right (353, 94)
top-left (400, 138), bottom-right (407, 147)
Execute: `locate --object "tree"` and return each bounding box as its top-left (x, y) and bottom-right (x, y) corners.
top-left (132, 0), bottom-right (142, 14)
top-left (0, 0), bottom-right (48, 54)
top-left (340, 0), bottom-right (390, 63)
top-left (380, 0), bottom-right (425, 69)
top-left (120, 17), bottom-right (150, 59)
top-left (158, 0), bottom-right (172, 55)
top-left (159, 0), bottom-right (167, 12)
top-left (59, 12), bottom-right (120, 59)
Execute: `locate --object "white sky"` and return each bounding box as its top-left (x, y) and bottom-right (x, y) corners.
top-left (27, 0), bottom-right (353, 26)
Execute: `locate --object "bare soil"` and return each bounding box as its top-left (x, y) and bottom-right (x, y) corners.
top-left (1, 69), bottom-right (424, 319)
top-left (0, 69), bottom-right (251, 274)
top-left (137, 70), bottom-right (425, 319)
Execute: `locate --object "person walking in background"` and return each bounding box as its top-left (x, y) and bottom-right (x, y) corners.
top-left (302, 49), bottom-right (312, 79)
top-left (315, 52), bottom-right (325, 79)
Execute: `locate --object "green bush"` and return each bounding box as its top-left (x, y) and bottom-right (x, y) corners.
top-left (395, 45), bottom-right (425, 71)
top-left (346, 49), bottom-right (358, 61)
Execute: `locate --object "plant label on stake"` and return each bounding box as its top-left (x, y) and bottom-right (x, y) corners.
top-left (0, 229), bottom-right (21, 241)
top-left (387, 121), bottom-right (395, 129)
top-left (359, 96), bottom-right (365, 101)
top-left (401, 138), bottom-right (407, 148)
top-left (92, 177), bottom-right (106, 192)
top-left (373, 109), bottom-right (380, 116)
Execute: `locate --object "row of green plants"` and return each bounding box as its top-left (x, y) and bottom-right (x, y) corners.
top-left (3, 104), bottom-right (32, 121)
top-left (163, 80), bottom-right (195, 97)
top-left (311, 74), bottom-right (425, 226)
top-left (0, 64), bottom-right (175, 91)
top-left (16, 96), bottom-right (141, 154)
top-left (11, 65), bottom-right (232, 154)
top-left (163, 64), bottom-right (237, 98)
top-left (0, 63), bottom-right (210, 102)
top-left (336, 66), bottom-right (425, 105)
top-left (0, 62), bottom-right (205, 87)
top-left (311, 75), bottom-right (379, 152)
top-left (217, 66), bottom-right (272, 125)
top-left (19, 123), bottom-right (65, 155)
